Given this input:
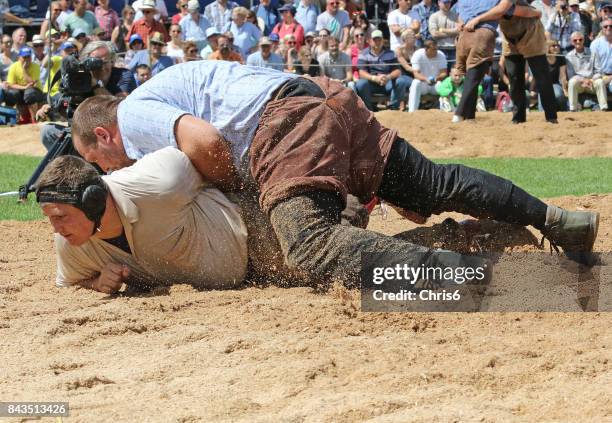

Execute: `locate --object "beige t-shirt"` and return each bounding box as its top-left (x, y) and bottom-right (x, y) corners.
top-left (55, 147), bottom-right (248, 289)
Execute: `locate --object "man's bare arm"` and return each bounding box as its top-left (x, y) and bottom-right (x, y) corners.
top-left (174, 114), bottom-right (241, 191)
top-left (464, 0), bottom-right (541, 31)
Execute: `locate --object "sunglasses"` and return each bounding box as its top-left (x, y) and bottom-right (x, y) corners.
top-left (355, 33), bottom-right (364, 37)
top-left (287, 41), bottom-right (296, 44)
top-left (52, 8), bottom-right (62, 12)
top-left (603, 25), bottom-right (612, 29)
top-left (187, 49), bottom-right (198, 53)
top-left (572, 38), bottom-right (584, 42)
top-left (143, 10), bottom-right (154, 14)
top-left (180, 3), bottom-right (188, 7)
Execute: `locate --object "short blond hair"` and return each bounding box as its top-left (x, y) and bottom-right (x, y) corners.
top-left (232, 6), bottom-right (249, 18)
top-left (72, 95), bottom-right (123, 148)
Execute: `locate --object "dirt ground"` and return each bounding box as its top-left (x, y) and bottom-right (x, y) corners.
top-left (1, 112), bottom-right (611, 422)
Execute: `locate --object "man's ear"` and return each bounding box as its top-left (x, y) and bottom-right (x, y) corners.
top-left (93, 126), bottom-right (111, 146)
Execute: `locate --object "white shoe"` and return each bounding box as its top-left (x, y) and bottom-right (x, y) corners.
top-left (451, 115), bottom-right (463, 123)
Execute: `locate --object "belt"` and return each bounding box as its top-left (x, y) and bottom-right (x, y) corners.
top-left (271, 77), bottom-right (326, 101)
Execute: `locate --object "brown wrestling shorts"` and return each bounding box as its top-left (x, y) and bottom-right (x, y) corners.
top-left (455, 27), bottom-right (496, 73)
top-left (249, 77), bottom-right (397, 214)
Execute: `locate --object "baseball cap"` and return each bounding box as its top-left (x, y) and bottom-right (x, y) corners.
top-left (305, 31), bottom-right (316, 38)
top-left (206, 27), bottom-right (220, 38)
top-left (92, 27), bottom-right (106, 36)
top-left (371, 29), bottom-right (383, 39)
top-left (598, 1), bottom-right (612, 10)
top-left (187, 0), bottom-right (199, 11)
top-left (269, 33), bottom-right (279, 42)
top-left (278, 4), bottom-right (295, 14)
top-left (60, 41), bottom-right (75, 51)
top-left (45, 28), bottom-right (59, 37)
top-left (72, 28), bottom-right (87, 38)
top-left (129, 34), bottom-right (144, 45)
top-left (259, 36), bottom-right (272, 46)
top-left (18, 47), bottom-right (32, 57)
top-left (568, 0), bottom-right (579, 6)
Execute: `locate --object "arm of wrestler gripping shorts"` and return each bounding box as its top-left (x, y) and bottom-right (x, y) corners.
top-left (466, 0), bottom-right (514, 29)
top-left (174, 114), bottom-right (241, 191)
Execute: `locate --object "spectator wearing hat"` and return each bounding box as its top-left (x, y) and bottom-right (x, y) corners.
top-left (565, 30), bottom-right (608, 111)
top-left (295, 0), bottom-right (319, 34)
top-left (94, 0), bottom-right (119, 41)
top-left (269, 32), bottom-right (281, 55)
top-left (316, 0), bottom-right (351, 49)
top-left (125, 0), bottom-right (169, 48)
top-left (128, 31), bottom-right (175, 77)
top-left (40, 1), bottom-right (69, 39)
top-left (125, 34), bottom-right (145, 63)
top-left (246, 36), bottom-right (284, 70)
top-left (569, 0), bottom-right (593, 46)
top-left (205, 0), bottom-right (238, 35)
top-left (62, 0), bottom-right (100, 36)
top-left (303, 30), bottom-right (316, 53)
top-left (428, 0), bottom-right (458, 69)
top-left (180, 0), bottom-right (212, 51)
top-left (546, 0), bottom-right (583, 53)
top-left (90, 27), bottom-right (108, 42)
top-left (590, 17), bottom-right (611, 93)
top-left (592, 1), bottom-right (612, 37)
top-left (200, 27), bottom-right (221, 59)
top-left (5, 47), bottom-right (45, 124)
top-left (227, 6), bottom-right (261, 57)
top-left (355, 29), bottom-right (412, 111)
top-left (208, 34), bottom-right (244, 62)
top-left (166, 24), bottom-right (185, 61)
top-left (111, 5), bottom-right (135, 53)
top-left (72, 29), bottom-right (89, 49)
top-left (318, 36), bottom-right (352, 85)
top-left (133, 0), bottom-right (168, 21)
top-left (28, 35), bottom-right (47, 85)
top-left (387, 0), bottom-right (418, 52)
top-left (135, 63), bottom-right (151, 85)
top-left (252, 0), bottom-right (279, 36)
top-left (272, 5), bottom-right (305, 50)
top-left (408, 39), bottom-right (447, 112)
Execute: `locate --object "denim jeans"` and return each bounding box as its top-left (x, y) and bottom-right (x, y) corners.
top-left (355, 75), bottom-right (412, 111)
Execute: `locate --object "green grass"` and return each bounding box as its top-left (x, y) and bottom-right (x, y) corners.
top-left (0, 154), bottom-right (611, 221)
top-left (0, 154), bottom-right (44, 221)
top-left (434, 157), bottom-right (612, 198)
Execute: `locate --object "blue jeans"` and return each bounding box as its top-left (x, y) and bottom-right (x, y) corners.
top-left (538, 83), bottom-right (567, 112)
top-left (355, 75), bottom-right (412, 111)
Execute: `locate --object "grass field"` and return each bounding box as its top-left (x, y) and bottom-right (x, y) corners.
top-left (1, 154), bottom-right (611, 221)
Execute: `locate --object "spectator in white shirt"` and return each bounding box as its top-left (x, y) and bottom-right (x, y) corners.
top-left (387, 0), bottom-right (419, 51)
top-left (408, 39), bottom-right (448, 112)
top-left (316, 0), bottom-right (351, 49)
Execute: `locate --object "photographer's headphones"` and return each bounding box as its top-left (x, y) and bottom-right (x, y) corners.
top-left (36, 181), bottom-right (108, 234)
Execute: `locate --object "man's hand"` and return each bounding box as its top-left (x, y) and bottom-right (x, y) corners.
top-left (379, 74), bottom-right (389, 85)
top-left (91, 263), bottom-right (130, 294)
top-left (464, 18), bottom-right (478, 32)
top-left (36, 104), bottom-right (51, 122)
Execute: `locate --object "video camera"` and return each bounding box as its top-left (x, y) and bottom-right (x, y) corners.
top-left (18, 55), bottom-right (104, 201)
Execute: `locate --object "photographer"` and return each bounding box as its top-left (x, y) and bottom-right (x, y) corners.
top-left (38, 41), bottom-right (136, 151)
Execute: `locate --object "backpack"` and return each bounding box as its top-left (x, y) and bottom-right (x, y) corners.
top-left (496, 91), bottom-right (514, 113)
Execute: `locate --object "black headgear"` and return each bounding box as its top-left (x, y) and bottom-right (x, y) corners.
top-left (36, 181), bottom-right (108, 233)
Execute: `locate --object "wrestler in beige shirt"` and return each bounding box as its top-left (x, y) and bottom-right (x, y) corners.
top-left (54, 147), bottom-right (248, 290)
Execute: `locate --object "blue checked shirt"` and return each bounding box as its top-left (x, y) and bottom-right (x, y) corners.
top-left (546, 11), bottom-right (583, 52)
top-left (411, 1), bottom-right (439, 41)
top-left (204, 0), bottom-right (238, 35)
top-left (117, 60), bottom-right (296, 173)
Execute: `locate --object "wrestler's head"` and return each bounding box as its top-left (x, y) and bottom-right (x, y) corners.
top-left (72, 95), bottom-right (134, 173)
top-left (36, 156), bottom-right (109, 246)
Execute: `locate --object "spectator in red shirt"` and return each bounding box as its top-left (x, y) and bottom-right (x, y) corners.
top-left (172, 0), bottom-right (189, 25)
top-left (272, 4), bottom-right (304, 50)
top-left (95, 0), bottom-right (120, 41)
top-left (125, 0), bottom-right (169, 48)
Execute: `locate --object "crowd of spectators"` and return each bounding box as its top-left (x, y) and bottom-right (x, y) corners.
top-left (0, 0), bottom-right (611, 123)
